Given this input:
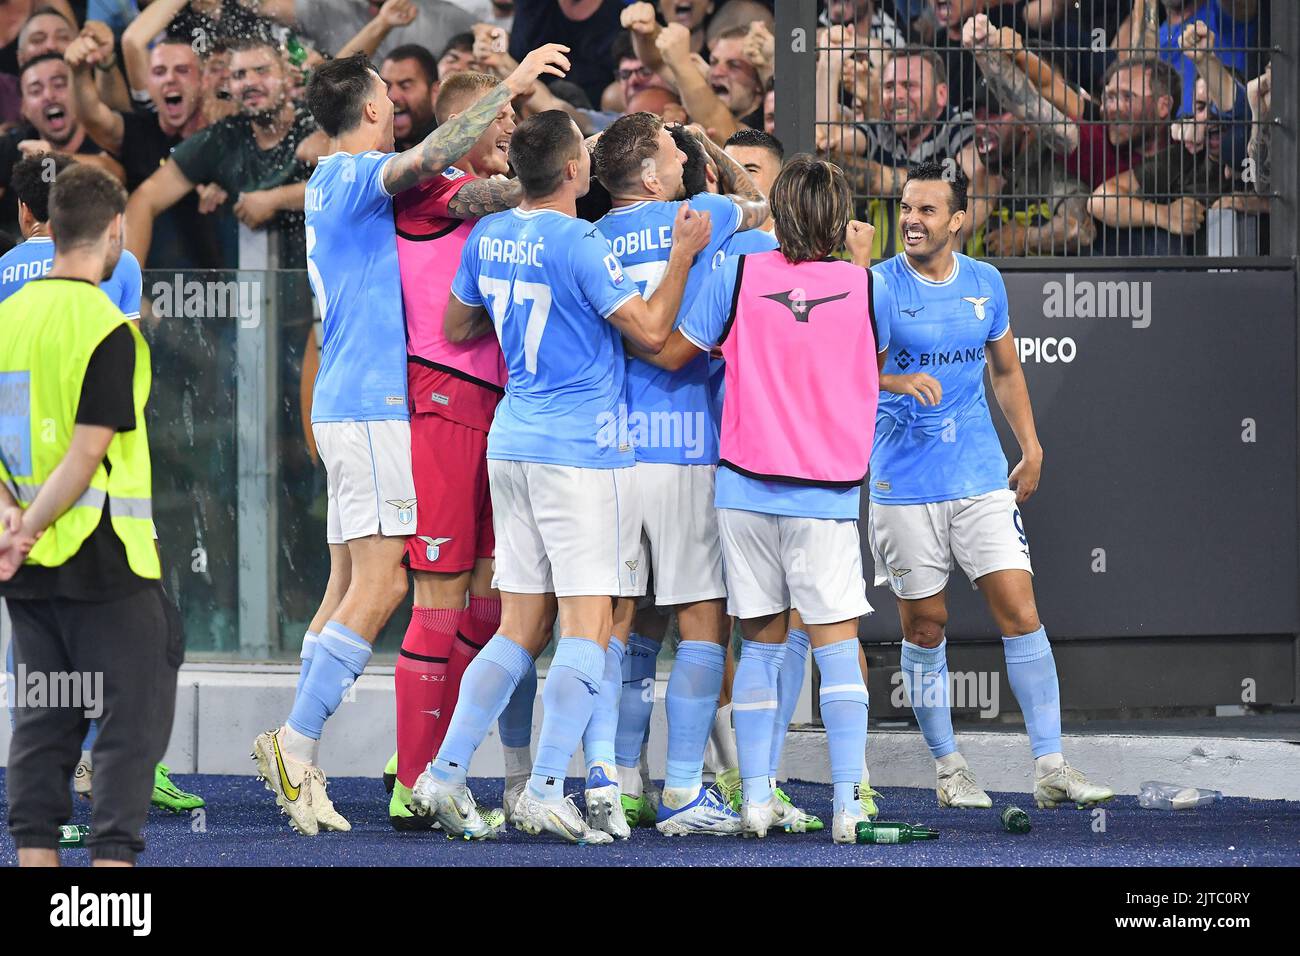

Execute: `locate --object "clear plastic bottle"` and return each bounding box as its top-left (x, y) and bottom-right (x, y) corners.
top-left (1137, 781), bottom-right (1223, 810)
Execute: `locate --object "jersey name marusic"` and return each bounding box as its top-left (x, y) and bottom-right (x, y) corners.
top-left (479, 235), bottom-right (545, 267)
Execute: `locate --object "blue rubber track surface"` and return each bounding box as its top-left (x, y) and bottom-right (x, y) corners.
top-left (2, 770), bottom-right (1297, 866)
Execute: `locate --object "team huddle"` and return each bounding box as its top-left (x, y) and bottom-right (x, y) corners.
top-left (251, 41), bottom-right (1114, 846)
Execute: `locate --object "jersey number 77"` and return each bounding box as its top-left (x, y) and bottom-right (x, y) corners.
top-left (478, 277), bottom-right (553, 374)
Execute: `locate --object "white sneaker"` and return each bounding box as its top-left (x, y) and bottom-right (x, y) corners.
top-left (73, 758), bottom-right (93, 801)
top-left (306, 767), bottom-right (351, 832)
top-left (410, 770), bottom-right (500, 840)
top-left (1034, 763), bottom-right (1115, 809)
top-left (513, 789), bottom-right (614, 844)
top-left (937, 766), bottom-right (992, 809)
top-left (250, 729), bottom-right (317, 836)
top-left (655, 785), bottom-right (743, 837)
top-left (832, 805), bottom-right (869, 844)
top-left (741, 796), bottom-right (779, 838)
top-left (583, 766), bottom-right (630, 839)
top-left (503, 774), bottom-right (528, 824)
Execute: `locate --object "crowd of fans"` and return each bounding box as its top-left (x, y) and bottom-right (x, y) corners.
top-left (0, 0), bottom-right (1277, 269)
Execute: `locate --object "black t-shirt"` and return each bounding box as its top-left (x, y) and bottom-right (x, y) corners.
top-left (168, 0), bottom-right (271, 46)
top-left (1, 315), bottom-right (151, 603)
top-left (117, 109), bottom-right (230, 270)
top-left (509, 0), bottom-right (625, 107)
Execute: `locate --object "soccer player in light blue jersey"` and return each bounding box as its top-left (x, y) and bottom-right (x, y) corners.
top-left (411, 110), bottom-right (713, 844)
top-left (585, 114), bottom-right (768, 838)
top-left (250, 46), bottom-right (573, 837)
top-left (0, 154), bottom-right (141, 320)
top-left (868, 161), bottom-right (1113, 810)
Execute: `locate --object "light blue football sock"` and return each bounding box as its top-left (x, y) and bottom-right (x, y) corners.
top-left (901, 638), bottom-right (957, 759)
top-left (529, 637), bottom-right (607, 801)
top-left (768, 627), bottom-right (809, 779)
top-left (616, 632), bottom-right (658, 769)
top-left (814, 638), bottom-right (869, 815)
top-left (432, 634), bottom-right (534, 786)
top-left (1002, 627), bottom-right (1062, 758)
top-left (295, 630), bottom-right (319, 701)
top-left (497, 654), bottom-right (538, 749)
top-left (582, 635), bottom-right (625, 774)
top-left (732, 640), bottom-right (786, 805)
top-left (286, 621), bottom-right (372, 741)
top-left (664, 640), bottom-right (726, 792)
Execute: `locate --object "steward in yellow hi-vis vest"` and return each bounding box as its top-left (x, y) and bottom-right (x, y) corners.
top-left (0, 278), bottom-right (158, 579)
top-left (0, 162), bottom-right (182, 868)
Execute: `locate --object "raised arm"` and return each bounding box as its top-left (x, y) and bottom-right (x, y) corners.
top-left (1179, 22), bottom-right (1241, 114)
top-left (1245, 64), bottom-right (1271, 195)
top-left (622, 2), bottom-right (667, 74)
top-left (122, 0), bottom-right (189, 95)
top-left (964, 16), bottom-right (1079, 154)
top-left (656, 24), bottom-right (740, 143)
top-left (337, 0), bottom-right (417, 59)
top-left (65, 32), bottom-right (124, 153)
top-left (382, 43), bottom-right (570, 195)
top-left (686, 124), bottom-right (768, 230)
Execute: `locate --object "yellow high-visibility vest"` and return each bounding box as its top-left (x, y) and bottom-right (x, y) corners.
top-left (0, 277), bottom-right (159, 579)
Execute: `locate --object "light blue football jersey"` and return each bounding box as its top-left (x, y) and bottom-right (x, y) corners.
top-left (452, 207), bottom-right (639, 469)
top-left (306, 150), bottom-right (408, 423)
top-left (869, 252), bottom-right (1012, 505)
top-left (595, 192), bottom-right (741, 464)
top-left (0, 236), bottom-right (141, 319)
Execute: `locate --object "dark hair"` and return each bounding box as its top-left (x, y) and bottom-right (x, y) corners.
top-left (434, 70), bottom-right (500, 124)
top-left (724, 126), bottom-right (784, 162)
top-left (1102, 56), bottom-right (1182, 115)
top-left (669, 125), bottom-right (709, 197)
top-left (610, 30), bottom-right (635, 68)
top-left (226, 34), bottom-right (280, 56)
top-left (888, 45), bottom-right (948, 89)
top-left (384, 43), bottom-right (438, 86)
top-left (307, 53), bottom-right (375, 137)
top-left (770, 154), bottom-right (852, 264)
top-left (28, 5), bottom-right (72, 24)
top-left (593, 111), bottom-right (663, 193)
top-left (905, 158), bottom-right (968, 215)
top-left (11, 152), bottom-right (74, 222)
top-left (19, 50), bottom-right (68, 82)
top-left (49, 164), bottom-right (127, 250)
top-left (548, 79), bottom-right (592, 111)
top-left (439, 32), bottom-right (475, 60)
top-left (509, 110), bottom-right (581, 198)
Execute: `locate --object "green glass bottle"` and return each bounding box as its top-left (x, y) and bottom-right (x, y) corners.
top-left (1000, 806), bottom-right (1032, 834)
top-left (285, 33), bottom-right (309, 68)
top-left (855, 821), bottom-right (939, 844)
top-left (58, 825), bottom-right (90, 847)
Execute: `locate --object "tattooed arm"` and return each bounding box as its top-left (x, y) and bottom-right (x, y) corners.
top-left (1246, 65), bottom-right (1272, 196)
top-left (445, 177), bottom-right (525, 219)
top-left (964, 17), bottom-right (1079, 155)
top-left (382, 44), bottom-right (570, 195)
top-left (686, 125), bottom-right (769, 231)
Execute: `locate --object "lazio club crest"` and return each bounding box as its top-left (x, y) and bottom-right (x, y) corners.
top-left (387, 499), bottom-right (416, 525)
